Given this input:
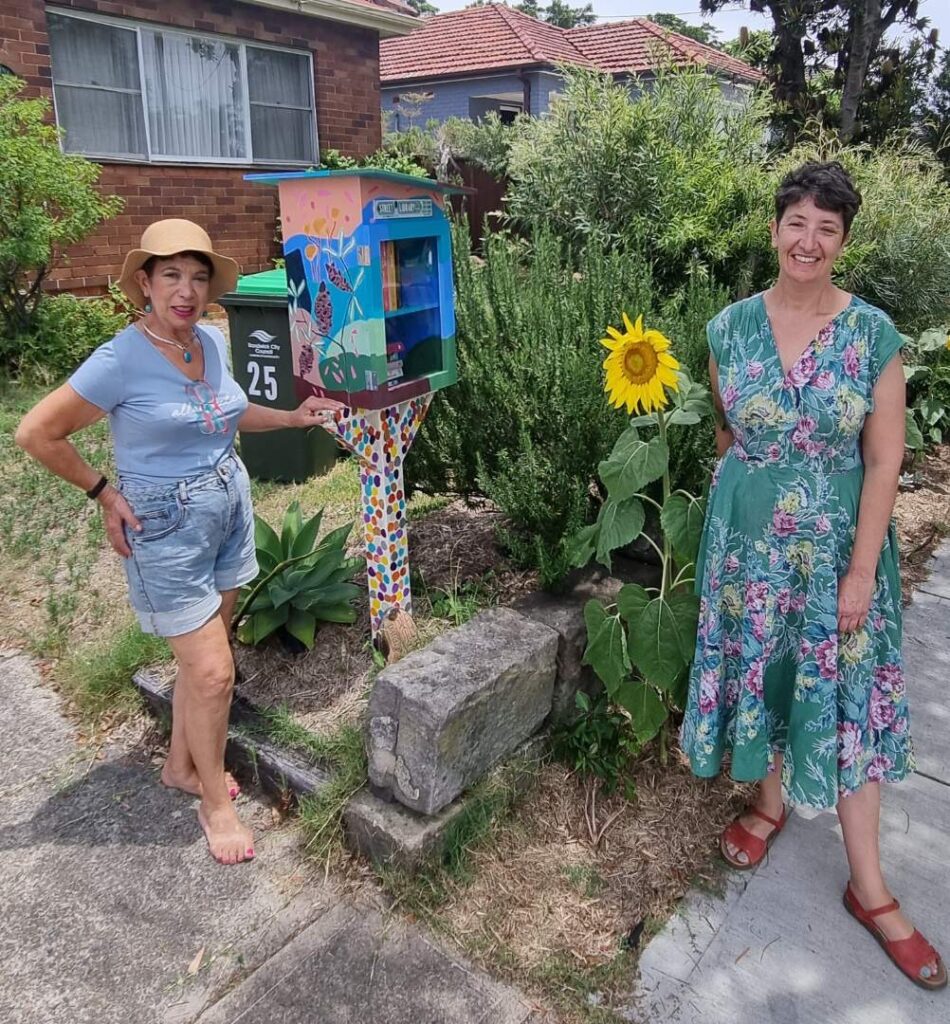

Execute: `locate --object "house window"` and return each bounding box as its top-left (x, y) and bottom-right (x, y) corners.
top-left (47, 9), bottom-right (317, 165)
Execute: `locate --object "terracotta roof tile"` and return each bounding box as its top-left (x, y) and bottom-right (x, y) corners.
top-left (566, 18), bottom-right (765, 82)
top-left (379, 5), bottom-right (591, 83)
top-left (380, 7), bottom-right (762, 85)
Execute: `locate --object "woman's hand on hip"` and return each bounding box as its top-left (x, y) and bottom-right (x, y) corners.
top-left (100, 487), bottom-right (141, 558)
top-left (290, 395), bottom-right (346, 429)
top-left (838, 569), bottom-right (875, 634)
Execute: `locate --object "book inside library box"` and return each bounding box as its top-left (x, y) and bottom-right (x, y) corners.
top-left (381, 237), bottom-right (443, 385)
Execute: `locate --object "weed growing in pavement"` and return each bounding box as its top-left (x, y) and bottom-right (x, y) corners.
top-left (60, 623), bottom-right (171, 723)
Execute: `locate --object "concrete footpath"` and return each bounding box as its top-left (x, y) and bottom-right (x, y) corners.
top-left (0, 653), bottom-right (536, 1024)
top-left (632, 545), bottom-right (950, 1024)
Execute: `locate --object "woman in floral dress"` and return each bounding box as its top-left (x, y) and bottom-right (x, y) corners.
top-left (680, 161), bottom-right (945, 990)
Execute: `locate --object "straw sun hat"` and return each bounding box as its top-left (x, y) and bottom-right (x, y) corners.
top-left (117, 219), bottom-right (240, 310)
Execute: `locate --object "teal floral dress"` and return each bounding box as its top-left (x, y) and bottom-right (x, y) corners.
top-left (680, 293), bottom-right (913, 809)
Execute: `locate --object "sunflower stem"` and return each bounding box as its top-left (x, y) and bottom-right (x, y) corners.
top-left (657, 409), bottom-right (672, 601)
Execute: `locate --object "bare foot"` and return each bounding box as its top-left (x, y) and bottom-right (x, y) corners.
top-left (197, 802), bottom-right (255, 865)
top-left (161, 766), bottom-right (241, 800)
top-left (723, 801), bottom-right (785, 865)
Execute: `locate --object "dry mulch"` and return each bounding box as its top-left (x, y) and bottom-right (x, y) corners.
top-left (894, 445), bottom-right (950, 603)
top-left (232, 497), bottom-right (536, 733)
top-left (431, 754), bottom-right (745, 974)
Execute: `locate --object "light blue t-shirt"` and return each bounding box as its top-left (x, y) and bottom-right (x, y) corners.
top-left (69, 324), bottom-right (248, 484)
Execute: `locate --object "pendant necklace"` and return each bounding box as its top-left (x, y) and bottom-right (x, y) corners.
top-left (142, 322), bottom-right (198, 364)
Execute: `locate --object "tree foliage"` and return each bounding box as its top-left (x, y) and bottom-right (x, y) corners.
top-left (705, 0), bottom-right (936, 143)
top-left (0, 76), bottom-right (123, 340)
top-left (648, 12), bottom-right (721, 46)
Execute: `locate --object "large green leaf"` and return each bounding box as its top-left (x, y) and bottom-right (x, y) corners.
top-left (256, 547), bottom-right (280, 576)
top-left (668, 668), bottom-right (690, 713)
top-left (267, 576), bottom-right (298, 610)
top-left (582, 600), bottom-right (629, 694)
top-left (567, 523), bottom-right (600, 569)
top-left (254, 516), bottom-right (282, 564)
top-left (313, 604), bottom-right (359, 624)
top-left (305, 581), bottom-right (363, 607)
top-left (280, 500), bottom-right (303, 555)
top-left (598, 427), bottom-right (668, 500)
top-left (314, 521), bottom-right (355, 555)
top-left (617, 583), bottom-right (651, 626)
top-left (288, 549), bottom-right (347, 593)
top-left (290, 508), bottom-right (324, 560)
top-left (905, 409), bottom-right (924, 451)
top-left (660, 492), bottom-right (706, 567)
top-left (245, 604), bottom-right (288, 645)
top-left (285, 608), bottom-right (317, 649)
top-left (595, 496), bottom-right (645, 570)
top-left (616, 680), bottom-right (668, 744)
top-left (628, 592), bottom-right (700, 690)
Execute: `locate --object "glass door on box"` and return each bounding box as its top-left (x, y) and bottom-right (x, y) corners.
top-left (380, 236), bottom-right (442, 385)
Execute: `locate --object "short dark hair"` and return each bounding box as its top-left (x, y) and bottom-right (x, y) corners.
top-left (142, 250), bottom-right (214, 278)
top-left (775, 161), bottom-right (862, 236)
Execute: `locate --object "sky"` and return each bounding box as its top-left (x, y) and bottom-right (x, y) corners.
top-left (431, 0), bottom-right (950, 51)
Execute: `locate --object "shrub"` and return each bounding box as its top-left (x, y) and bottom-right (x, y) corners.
top-left (406, 225), bottom-right (726, 586)
top-left (11, 291), bottom-right (129, 382)
top-left (0, 76), bottom-right (122, 344)
top-left (501, 66), bottom-right (774, 293)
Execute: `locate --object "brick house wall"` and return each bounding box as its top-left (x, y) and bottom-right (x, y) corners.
top-left (0, 0), bottom-right (384, 295)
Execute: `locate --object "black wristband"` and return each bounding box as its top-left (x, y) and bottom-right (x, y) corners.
top-left (86, 475), bottom-right (108, 500)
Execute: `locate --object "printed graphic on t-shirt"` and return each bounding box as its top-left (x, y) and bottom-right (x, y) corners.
top-left (179, 381), bottom-right (230, 435)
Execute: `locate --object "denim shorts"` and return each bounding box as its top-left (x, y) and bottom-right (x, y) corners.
top-left (119, 452), bottom-right (259, 637)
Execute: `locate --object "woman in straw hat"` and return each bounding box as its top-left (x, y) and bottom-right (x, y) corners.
top-left (16, 219), bottom-right (342, 865)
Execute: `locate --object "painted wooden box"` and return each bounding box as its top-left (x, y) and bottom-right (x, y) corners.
top-left (246, 169), bottom-right (462, 412)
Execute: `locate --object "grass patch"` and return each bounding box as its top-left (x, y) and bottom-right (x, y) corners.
top-left (0, 377), bottom-right (118, 656)
top-left (248, 457), bottom-right (361, 533)
top-left (378, 746), bottom-right (547, 912)
top-left (59, 622), bottom-right (172, 723)
top-left (250, 707), bottom-right (368, 862)
top-left (406, 492), bottom-right (452, 521)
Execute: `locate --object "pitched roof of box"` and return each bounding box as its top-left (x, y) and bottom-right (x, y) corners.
top-left (379, 6), bottom-right (763, 84)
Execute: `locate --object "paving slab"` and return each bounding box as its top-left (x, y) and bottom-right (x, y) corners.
top-left (632, 542), bottom-right (950, 1024)
top-left (633, 773), bottom-right (950, 1024)
top-left (0, 654), bottom-right (337, 1024)
top-left (901, 588), bottom-right (950, 783)
top-left (194, 904), bottom-right (533, 1024)
top-left (0, 653), bottom-right (534, 1024)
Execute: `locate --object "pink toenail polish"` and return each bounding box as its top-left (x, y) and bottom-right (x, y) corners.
top-left (247, 849), bottom-right (255, 857)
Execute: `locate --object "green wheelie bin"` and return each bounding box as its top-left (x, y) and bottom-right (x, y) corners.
top-left (220, 269), bottom-right (336, 482)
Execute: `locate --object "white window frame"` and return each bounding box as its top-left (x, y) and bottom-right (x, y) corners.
top-left (47, 6), bottom-right (319, 167)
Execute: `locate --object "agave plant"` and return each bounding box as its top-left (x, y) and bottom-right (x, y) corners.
top-left (232, 501), bottom-right (362, 649)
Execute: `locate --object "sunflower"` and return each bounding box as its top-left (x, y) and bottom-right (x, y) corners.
top-left (600, 313), bottom-right (680, 414)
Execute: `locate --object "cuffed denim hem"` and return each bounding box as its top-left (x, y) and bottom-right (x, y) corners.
top-left (215, 555), bottom-right (259, 594)
top-left (132, 591), bottom-right (222, 638)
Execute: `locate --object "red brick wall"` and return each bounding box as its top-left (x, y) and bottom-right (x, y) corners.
top-left (0, 0), bottom-right (383, 294)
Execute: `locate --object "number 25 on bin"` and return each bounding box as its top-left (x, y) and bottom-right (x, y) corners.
top-left (247, 361), bottom-right (277, 402)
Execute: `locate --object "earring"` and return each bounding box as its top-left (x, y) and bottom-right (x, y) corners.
top-left (144, 301), bottom-right (152, 313)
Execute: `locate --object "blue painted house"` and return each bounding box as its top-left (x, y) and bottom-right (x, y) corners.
top-left (380, 5), bottom-right (763, 128)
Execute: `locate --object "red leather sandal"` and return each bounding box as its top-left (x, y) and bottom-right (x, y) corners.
top-left (843, 883), bottom-right (947, 991)
top-left (719, 805), bottom-right (787, 870)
